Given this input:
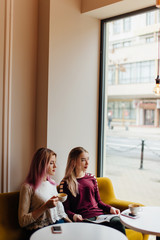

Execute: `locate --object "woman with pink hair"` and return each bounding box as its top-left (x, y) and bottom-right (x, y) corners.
top-left (18, 147), bottom-right (71, 239)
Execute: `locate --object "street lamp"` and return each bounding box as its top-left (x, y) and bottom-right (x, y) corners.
top-left (153, 75), bottom-right (160, 95)
top-left (153, 30), bottom-right (160, 95)
top-left (156, 0), bottom-right (160, 8)
top-left (154, 1), bottom-right (160, 95)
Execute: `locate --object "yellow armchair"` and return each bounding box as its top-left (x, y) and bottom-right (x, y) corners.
top-left (97, 177), bottom-right (149, 240)
top-left (0, 192), bottom-right (26, 240)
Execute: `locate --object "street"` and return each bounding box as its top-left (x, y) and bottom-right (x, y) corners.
top-left (106, 136), bottom-right (160, 161)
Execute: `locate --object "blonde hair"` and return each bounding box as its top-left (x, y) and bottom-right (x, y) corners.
top-left (63, 147), bottom-right (88, 197)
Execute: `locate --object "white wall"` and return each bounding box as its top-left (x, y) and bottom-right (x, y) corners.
top-left (48, 0), bottom-right (100, 183)
top-left (0, 0), bottom-right (100, 192)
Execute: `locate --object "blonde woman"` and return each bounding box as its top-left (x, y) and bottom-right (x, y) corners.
top-left (59, 146), bottom-right (126, 235)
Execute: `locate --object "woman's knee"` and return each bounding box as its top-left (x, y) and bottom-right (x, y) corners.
top-left (110, 216), bottom-right (126, 235)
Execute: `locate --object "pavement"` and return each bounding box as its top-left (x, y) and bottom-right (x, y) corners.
top-left (104, 126), bottom-right (160, 240)
top-left (107, 125), bottom-right (160, 140)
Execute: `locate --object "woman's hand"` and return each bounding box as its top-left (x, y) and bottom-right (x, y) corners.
top-left (32, 196), bottom-right (58, 220)
top-left (110, 207), bottom-right (120, 215)
top-left (73, 214), bottom-right (83, 222)
top-left (64, 216), bottom-right (72, 222)
top-left (45, 196), bottom-right (58, 209)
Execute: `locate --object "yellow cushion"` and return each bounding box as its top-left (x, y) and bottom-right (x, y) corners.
top-left (0, 226), bottom-right (24, 240)
top-left (126, 229), bottom-right (143, 240)
top-left (0, 192), bottom-right (26, 240)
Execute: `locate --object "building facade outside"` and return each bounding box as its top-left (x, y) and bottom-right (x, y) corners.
top-left (106, 9), bottom-right (160, 128)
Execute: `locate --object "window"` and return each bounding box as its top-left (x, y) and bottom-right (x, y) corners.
top-left (123, 41), bottom-right (131, 47)
top-left (108, 101), bottom-right (136, 120)
top-left (113, 42), bottom-right (122, 49)
top-left (146, 11), bottom-right (155, 25)
top-left (118, 61), bottom-right (155, 84)
top-left (98, 7), bottom-right (160, 207)
top-left (146, 36), bottom-right (154, 43)
top-left (112, 41), bottom-right (132, 49)
top-left (108, 65), bottom-right (116, 85)
top-left (113, 20), bottom-right (121, 34)
top-left (123, 17), bottom-right (131, 32)
top-left (140, 61), bottom-right (155, 83)
top-left (108, 61), bottom-right (155, 85)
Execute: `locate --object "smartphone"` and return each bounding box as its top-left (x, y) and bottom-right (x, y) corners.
top-left (51, 226), bottom-right (62, 234)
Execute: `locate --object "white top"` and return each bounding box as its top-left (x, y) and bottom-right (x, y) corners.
top-left (30, 222), bottom-right (128, 240)
top-left (120, 206), bottom-right (160, 236)
top-left (18, 181), bottom-right (67, 230)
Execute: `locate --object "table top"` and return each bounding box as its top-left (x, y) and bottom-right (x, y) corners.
top-left (30, 222), bottom-right (127, 240)
top-left (120, 206), bottom-right (160, 236)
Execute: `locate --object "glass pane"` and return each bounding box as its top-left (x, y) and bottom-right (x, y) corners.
top-left (103, 9), bottom-right (160, 217)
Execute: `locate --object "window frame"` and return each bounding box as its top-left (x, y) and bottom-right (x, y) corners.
top-left (97, 6), bottom-right (156, 177)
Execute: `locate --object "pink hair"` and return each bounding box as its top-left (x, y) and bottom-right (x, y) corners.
top-left (25, 147), bottom-right (56, 189)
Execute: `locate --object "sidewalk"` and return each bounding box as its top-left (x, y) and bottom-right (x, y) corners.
top-left (105, 126), bottom-right (160, 240)
top-left (107, 125), bottom-right (160, 140)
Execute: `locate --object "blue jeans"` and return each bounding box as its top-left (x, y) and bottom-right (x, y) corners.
top-left (55, 219), bottom-right (65, 224)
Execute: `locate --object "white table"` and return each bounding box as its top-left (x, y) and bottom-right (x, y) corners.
top-left (120, 206), bottom-right (160, 237)
top-left (30, 222), bottom-right (128, 240)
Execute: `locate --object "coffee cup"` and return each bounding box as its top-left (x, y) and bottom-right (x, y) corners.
top-left (128, 204), bottom-right (141, 215)
top-left (58, 193), bottom-right (68, 202)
